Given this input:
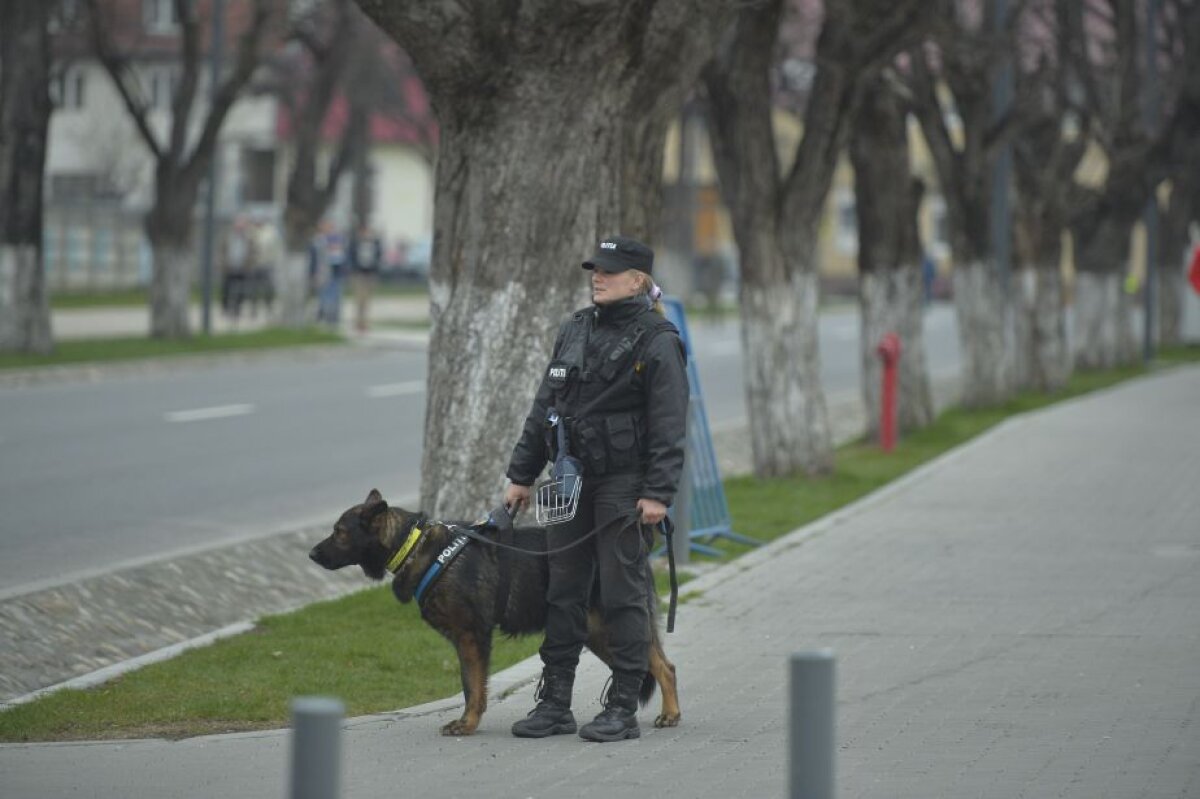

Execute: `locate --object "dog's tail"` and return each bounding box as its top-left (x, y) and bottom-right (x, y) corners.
top-left (639, 672), bottom-right (657, 707)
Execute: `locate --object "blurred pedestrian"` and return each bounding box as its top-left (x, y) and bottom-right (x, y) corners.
top-left (310, 220), bottom-right (346, 326)
top-left (220, 215), bottom-right (256, 323)
top-left (349, 223), bottom-right (383, 333)
top-left (921, 252), bottom-right (936, 307)
top-left (248, 215), bottom-right (279, 319)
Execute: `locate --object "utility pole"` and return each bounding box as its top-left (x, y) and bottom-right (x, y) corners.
top-left (989, 0), bottom-right (1013, 297)
top-left (199, 0), bottom-right (225, 335)
top-left (1142, 0), bottom-right (1160, 363)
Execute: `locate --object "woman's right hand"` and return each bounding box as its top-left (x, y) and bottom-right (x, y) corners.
top-left (504, 482), bottom-right (532, 513)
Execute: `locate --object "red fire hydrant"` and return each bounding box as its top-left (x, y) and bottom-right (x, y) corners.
top-left (876, 332), bottom-right (902, 452)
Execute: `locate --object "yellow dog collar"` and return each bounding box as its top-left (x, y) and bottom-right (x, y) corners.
top-left (386, 525), bottom-right (425, 573)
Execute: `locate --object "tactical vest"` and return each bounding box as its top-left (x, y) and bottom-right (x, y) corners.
top-left (543, 306), bottom-right (678, 476)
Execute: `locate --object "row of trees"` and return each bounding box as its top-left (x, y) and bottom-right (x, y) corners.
top-left (4, 1), bottom-right (1199, 518)
top-left (354, 0), bottom-right (1200, 517)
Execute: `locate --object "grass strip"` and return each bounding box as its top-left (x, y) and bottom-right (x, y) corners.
top-left (49, 289), bottom-right (155, 309)
top-left (1, 346), bottom-right (1196, 742)
top-left (0, 327), bottom-right (345, 370)
top-left (49, 285), bottom-right (429, 309)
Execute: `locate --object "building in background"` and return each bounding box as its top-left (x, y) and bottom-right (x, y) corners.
top-left (41, 0), bottom-right (435, 291)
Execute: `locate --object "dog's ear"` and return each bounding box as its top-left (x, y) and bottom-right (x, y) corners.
top-left (362, 484), bottom-right (386, 515)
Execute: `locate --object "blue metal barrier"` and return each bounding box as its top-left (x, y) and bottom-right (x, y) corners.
top-left (662, 297), bottom-right (759, 557)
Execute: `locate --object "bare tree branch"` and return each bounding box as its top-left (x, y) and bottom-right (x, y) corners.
top-left (84, 0), bottom-right (163, 160)
top-left (181, 0), bottom-right (273, 187)
top-left (168, 0), bottom-right (200, 164)
top-left (907, 44), bottom-right (963, 206)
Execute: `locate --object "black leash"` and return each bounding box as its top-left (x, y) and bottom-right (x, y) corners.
top-left (452, 512), bottom-right (623, 557)
top-left (647, 517), bottom-right (679, 633)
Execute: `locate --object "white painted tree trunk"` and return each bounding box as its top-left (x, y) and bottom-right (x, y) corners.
top-left (1017, 264), bottom-right (1070, 391)
top-left (1072, 271), bottom-right (1137, 369)
top-left (739, 272), bottom-right (832, 476)
top-left (1157, 262), bottom-right (1184, 347)
top-left (953, 261), bottom-right (1016, 408)
top-left (275, 248), bottom-right (313, 328)
top-left (0, 244), bottom-right (52, 353)
top-left (1013, 268), bottom-right (1035, 390)
top-left (859, 266), bottom-right (932, 439)
top-left (148, 244), bottom-right (195, 339)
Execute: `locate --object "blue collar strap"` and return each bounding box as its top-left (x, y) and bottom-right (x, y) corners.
top-left (414, 533), bottom-right (470, 605)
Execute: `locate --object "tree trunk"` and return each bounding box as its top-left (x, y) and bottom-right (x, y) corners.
top-left (1072, 271), bottom-right (1129, 370)
top-left (1158, 163), bottom-right (1196, 347)
top-left (1072, 217), bottom-right (1137, 368)
top-left (418, 98), bottom-right (639, 516)
top-left (1013, 190), bottom-right (1070, 392)
top-left (355, 2), bottom-right (728, 518)
top-left (954, 261), bottom-right (1015, 407)
top-left (276, 248), bottom-right (312, 327)
top-left (281, 199), bottom-right (324, 327)
top-left (851, 76), bottom-right (932, 438)
top-left (0, 0), bottom-right (53, 354)
top-left (701, 0), bottom-right (861, 477)
top-left (146, 241), bottom-right (195, 339)
top-left (907, 18), bottom-right (1019, 409)
top-left (145, 164), bottom-right (202, 338)
top-left (738, 239), bottom-right (832, 476)
top-left (1156, 253), bottom-right (1183, 348)
top-left (940, 188), bottom-right (1018, 408)
top-left (1024, 263), bottom-right (1069, 391)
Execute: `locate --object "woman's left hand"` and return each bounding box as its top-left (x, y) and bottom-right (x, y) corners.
top-left (636, 498), bottom-right (668, 525)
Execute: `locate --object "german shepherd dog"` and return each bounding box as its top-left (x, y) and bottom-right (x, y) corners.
top-left (308, 489), bottom-right (681, 736)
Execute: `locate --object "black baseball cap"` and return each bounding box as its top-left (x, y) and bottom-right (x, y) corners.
top-left (582, 235), bottom-right (654, 275)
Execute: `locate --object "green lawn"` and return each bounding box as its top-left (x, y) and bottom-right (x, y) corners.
top-left (0, 346), bottom-right (1196, 742)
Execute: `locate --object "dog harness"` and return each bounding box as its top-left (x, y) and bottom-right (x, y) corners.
top-left (414, 532), bottom-right (471, 605)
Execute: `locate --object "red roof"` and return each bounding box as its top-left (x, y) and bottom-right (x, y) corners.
top-left (275, 74), bottom-right (436, 146)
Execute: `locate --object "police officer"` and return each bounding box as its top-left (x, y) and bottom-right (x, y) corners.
top-left (504, 235), bottom-right (688, 742)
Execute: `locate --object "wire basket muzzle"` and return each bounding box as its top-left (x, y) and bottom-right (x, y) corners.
top-left (536, 454), bottom-right (584, 525)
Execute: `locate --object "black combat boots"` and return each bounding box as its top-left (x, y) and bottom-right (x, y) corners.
top-left (511, 665), bottom-right (577, 738)
top-left (578, 671), bottom-right (642, 742)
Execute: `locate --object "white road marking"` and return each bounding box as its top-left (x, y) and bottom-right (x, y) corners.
top-left (164, 404), bottom-right (255, 423)
top-left (366, 380), bottom-right (426, 398)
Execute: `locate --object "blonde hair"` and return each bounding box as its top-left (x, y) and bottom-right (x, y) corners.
top-left (631, 270), bottom-right (665, 314)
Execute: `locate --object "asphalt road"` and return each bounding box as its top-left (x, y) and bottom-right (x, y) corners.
top-left (0, 305), bottom-right (960, 597)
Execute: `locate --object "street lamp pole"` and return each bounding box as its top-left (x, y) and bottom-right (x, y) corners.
top-left (990, 0), bottom-right (1013, 299)
top-left (199, 0), bottom-right (225, 335)
top-left (1142, 0), bottom-right (1160, 363)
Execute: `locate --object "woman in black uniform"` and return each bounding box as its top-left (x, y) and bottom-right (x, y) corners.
top-left (504, 235), bottom-right (688, 742)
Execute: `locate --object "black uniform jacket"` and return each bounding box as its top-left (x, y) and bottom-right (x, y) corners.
top-left (506, 296), bottom-right (688, 506)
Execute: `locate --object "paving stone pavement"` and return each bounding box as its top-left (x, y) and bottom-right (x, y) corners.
top-left (2, 366), bottom-right (1196, 799)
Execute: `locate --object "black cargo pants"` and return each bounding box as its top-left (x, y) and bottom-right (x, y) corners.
top-left (540, 471), bottom-right (651, 676)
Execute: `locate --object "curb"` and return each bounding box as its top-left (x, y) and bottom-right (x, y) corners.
top-left (1, 622), bottom-right (255, 711)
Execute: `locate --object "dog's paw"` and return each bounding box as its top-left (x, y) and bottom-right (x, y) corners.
top-left (440, 718), bottom-right (477, 736)
top-left (654, 713), bottom-right (681, 728)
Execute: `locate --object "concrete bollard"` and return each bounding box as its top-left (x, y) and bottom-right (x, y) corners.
top-left (290, 696), bottom-right (344, 799)
top-left (789, 650), bottom-right (835, 799)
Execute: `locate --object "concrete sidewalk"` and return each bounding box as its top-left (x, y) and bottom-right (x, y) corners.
top-left (3, 365), bottom-right (1197, 798)
top-left (49, 293), bottom-right (429, 340)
